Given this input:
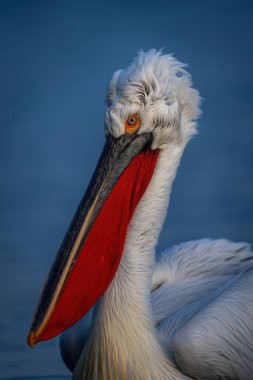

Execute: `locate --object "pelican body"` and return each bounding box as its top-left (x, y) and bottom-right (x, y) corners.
top-left (28, 50), bottom-right (253, 380)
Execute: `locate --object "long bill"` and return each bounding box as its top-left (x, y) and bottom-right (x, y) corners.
top-left (27, 132), bottom-right (159, 347)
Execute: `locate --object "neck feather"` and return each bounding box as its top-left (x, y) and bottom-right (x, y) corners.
top-left (73, 143), bottom-right (189, 380)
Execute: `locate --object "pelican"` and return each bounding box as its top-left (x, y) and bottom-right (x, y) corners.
top-left (28, 50), bottom-right (253, 379)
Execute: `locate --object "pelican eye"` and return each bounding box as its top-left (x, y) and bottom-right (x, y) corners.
top-left (129, 117), bottom-right (136, 124)
top-left (125, 113), bottom-right (141, 134)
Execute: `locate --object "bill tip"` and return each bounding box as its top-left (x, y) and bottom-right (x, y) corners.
top-left (27, 331), bottom-right (37, 348)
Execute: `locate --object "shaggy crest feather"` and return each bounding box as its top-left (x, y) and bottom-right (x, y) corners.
top-left (105, 49), bottom-right (201, 148)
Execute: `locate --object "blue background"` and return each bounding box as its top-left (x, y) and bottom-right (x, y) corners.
top-left (1, 0), bottom-right (252, 378)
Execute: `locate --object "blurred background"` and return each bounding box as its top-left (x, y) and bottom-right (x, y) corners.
top-left (0, 0), bottom-right (252, 378)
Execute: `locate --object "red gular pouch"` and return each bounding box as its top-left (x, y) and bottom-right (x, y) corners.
top-left (30, 146), bottom-right (159, 343)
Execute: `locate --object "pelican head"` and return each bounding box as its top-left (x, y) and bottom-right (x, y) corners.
top-left (105, 50), bottom-right (200, 148)
top-left (28, 49), bottom-right (200, 347)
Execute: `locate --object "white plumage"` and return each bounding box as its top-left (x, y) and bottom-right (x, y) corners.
top-left (60, 50), bottom-right (253, 379)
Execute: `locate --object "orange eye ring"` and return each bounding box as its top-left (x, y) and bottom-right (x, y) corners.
top-left (125, 113), bottom-right (141, 134)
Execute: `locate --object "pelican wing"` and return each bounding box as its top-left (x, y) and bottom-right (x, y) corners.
top-left (172, 269), bottom-right (253, 380)
top-left (152, 238), bottom-right (253, 326)
top-left (152, 238), bottom-right (253, 291)
top-left (151, 239), bottom-right (253, 379)
top-left (152, 239), bottom-right (252, 323)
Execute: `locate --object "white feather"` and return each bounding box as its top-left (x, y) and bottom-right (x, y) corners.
top-left (172, 268), bottom-right (253, 380)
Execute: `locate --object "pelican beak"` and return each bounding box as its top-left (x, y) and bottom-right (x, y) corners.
top-left (28, 132), bottom-right (159, 347)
